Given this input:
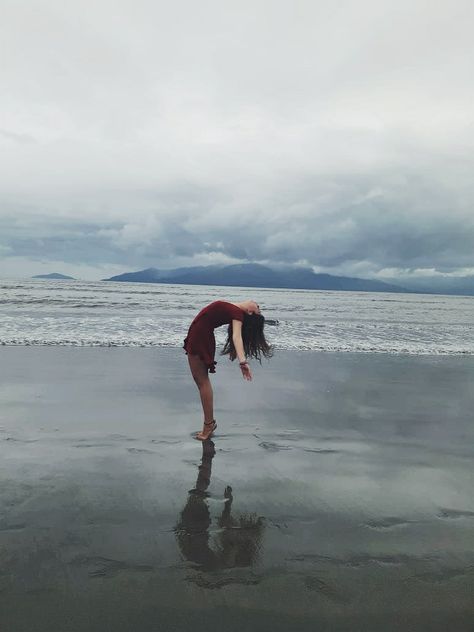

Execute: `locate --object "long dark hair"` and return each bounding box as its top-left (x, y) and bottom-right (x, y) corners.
top-left (221, 313), bottom-right (273, 363)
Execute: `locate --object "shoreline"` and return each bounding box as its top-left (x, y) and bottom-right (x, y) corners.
top-left (2, 341), bottom-right (474, 358)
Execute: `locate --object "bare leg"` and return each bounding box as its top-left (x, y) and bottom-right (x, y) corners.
top-left (188, 355), bottom-right (215, 439)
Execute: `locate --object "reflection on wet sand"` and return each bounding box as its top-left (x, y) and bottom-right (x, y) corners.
top-left (1, 348), bottom-right (474, 631)
top-left (175, 440), bottom-right (265, 573)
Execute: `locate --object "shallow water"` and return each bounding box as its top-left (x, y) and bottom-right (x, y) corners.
top-left (1, 278), bottom-right (474, 354)
top-left (0, 347), bottom-right (473, 631)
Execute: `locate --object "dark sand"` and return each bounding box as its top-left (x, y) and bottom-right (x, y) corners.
top-left (0, 347), bottom-right (474, 632)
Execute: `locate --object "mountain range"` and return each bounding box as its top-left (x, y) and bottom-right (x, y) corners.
top-left (32, 273), bottom-right (75, 280)
top-left (103, 264), bottom-right (408, 293)
top-left (383, 274), bottom-right (474, 296)
top-left (30, 265), bottom-right (474, 295)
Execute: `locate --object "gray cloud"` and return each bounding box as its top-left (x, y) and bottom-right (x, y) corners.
top-left (1, 0), bottom-right (473, 279)
top-left (0, 129), bottom-right (37, 144)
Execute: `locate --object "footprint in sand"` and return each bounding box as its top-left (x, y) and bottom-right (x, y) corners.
top-left (258, 441), bottom-right (292, 452)
top-left (364, 516), bottom-right (414, 530)
top-left (437, 508), bottom-right (474, 519)
top-left (302, 447), bottom-right (339, 454)
top-left (127, 447), bottom-right (156, 454)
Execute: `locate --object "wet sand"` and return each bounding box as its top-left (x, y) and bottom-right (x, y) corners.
top-left (0, 347), bottom-right (474, 632)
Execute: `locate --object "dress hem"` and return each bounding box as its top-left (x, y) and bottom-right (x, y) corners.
top-left (183, 338), bottom-right (217, 373)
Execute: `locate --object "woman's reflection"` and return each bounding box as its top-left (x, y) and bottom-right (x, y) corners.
top-left (175, 440), bottom-right (265, 571)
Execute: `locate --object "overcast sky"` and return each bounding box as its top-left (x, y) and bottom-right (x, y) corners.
top-left (1, 0), bottom-right (473, 280)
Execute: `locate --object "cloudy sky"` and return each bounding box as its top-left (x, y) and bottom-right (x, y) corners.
top-left (1, 0), bottom-right (473, 280)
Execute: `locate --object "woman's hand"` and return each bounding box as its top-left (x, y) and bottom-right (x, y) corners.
top-left (240, 361), bottom-right (252, 381)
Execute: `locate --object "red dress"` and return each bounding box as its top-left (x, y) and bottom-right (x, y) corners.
top-left (183, 301), bottom-right (244, 373)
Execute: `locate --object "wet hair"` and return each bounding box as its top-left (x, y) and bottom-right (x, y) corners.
top-left (221, 313), bottom-right (273, 363)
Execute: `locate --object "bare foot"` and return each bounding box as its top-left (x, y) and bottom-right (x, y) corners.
top-left (195, 420), bottom-right (217, 441)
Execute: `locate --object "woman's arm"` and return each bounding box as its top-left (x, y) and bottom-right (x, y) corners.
top-left (231, 320), bottom-right (246, 363)
top-left (232, 320), bottom-right (252, 381)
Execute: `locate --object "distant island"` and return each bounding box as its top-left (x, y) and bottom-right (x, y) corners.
top-left (32, 273), bottom-right (75, 280)
top-left (103, 263), bottom-right (408, 293)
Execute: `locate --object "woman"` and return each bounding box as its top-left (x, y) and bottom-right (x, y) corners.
top-left (183, 300), bottom-right (273, 440)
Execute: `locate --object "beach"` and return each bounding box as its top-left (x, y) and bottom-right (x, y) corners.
top-left (1, 346), bottom-right (474, 631)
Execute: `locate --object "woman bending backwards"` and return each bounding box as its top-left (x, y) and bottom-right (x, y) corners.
top-left (183, 300), bottom-right (273, 440)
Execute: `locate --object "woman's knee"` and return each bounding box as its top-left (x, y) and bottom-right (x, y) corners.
top-left (190, 366), bottom-right (207, 387)
top-left (194, 375), bottom-right (210, 390)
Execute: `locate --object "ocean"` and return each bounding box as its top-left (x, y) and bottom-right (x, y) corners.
top-left (1, 278), bottom-right (473, 354)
